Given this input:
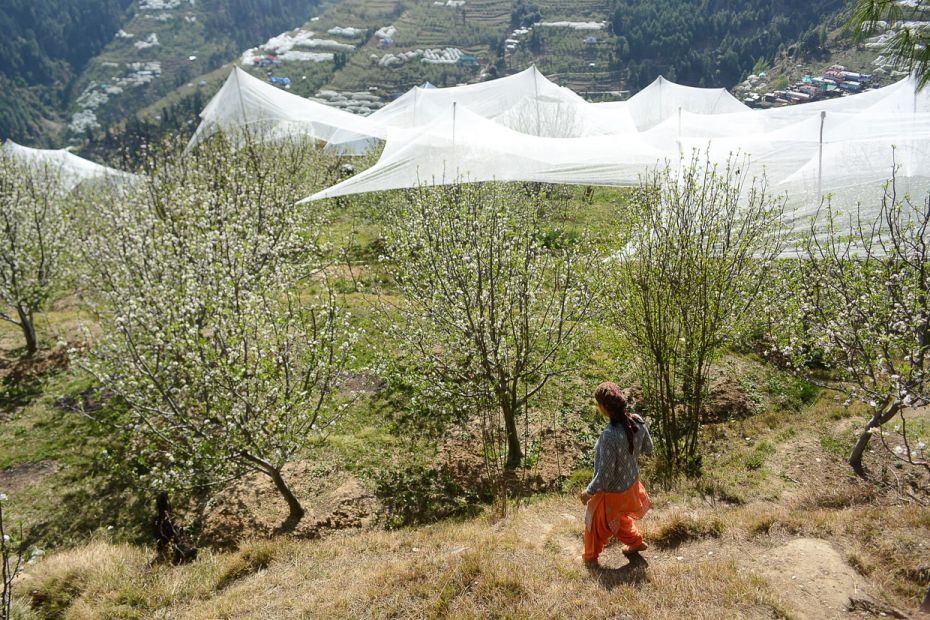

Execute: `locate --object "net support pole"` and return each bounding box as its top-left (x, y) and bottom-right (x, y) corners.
top-left (677, 106), bottom-right (684, 188)
top-left (914, 75), bottom-right (919, 114)
top-left (451, 101), bottom-right (457, 181)
top-left (533, 67), bottom-right (542, 136)
top-left (817, 110), bottom-right (826, 200)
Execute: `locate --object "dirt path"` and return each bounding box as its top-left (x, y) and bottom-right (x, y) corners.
top-left (523, 497), bottom-right (910, 619)
top-left (749, 537), bottom-right (892, 619)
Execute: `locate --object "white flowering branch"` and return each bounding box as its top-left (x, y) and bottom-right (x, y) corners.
top-left (77, 137), bottom-right (357, 530)
top-left (381, 183), bottom-right (600, 470)
top-left (0, 154), bottom-right (71, 355)
top-left (771, 172), bottom-right (930, 476)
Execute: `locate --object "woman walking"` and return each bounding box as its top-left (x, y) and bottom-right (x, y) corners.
top-left (580, 381), bottom-right (653, 565)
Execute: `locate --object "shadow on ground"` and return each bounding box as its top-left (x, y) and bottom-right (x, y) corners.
top-left (587, 553), bottom-right (649, 590)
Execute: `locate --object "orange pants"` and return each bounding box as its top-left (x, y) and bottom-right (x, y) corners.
top-left (582, 480), bottom-right (651, 562)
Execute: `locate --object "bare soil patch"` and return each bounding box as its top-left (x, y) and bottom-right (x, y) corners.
top-left (0, 346), bottom-right (69, 384)
top-left (437, 424), bottom-right (584, 496)
top-left (338, 370), bottom-right (387, 395)
top-left (704, 377), bottom-right (758, 423)
top-left (0, 460), bottom-right (59, 492)
top-left (198, 462), bottom-right (382, 550)
top-left (749, 537), bottom-right (902, 619)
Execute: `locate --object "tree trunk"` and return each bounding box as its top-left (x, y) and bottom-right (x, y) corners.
top-left (849, 400), bottom-right (900, 477)
top-left (266, 466), bottom-right (305, 533)
top-left (16, 306), bottom-right (37, 355)
top-left (153, 491), bottom-right (197, 564)
top-left (501, 399), bottom-right (523, 470)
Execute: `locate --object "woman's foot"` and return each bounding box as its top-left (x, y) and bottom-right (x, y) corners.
top-left (621, 542), bottom-right (649, 555)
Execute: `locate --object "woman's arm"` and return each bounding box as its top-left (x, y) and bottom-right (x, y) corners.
top-left (641, 423), bottom-right (654, 456)
top-left (585, 432), bottom-right (617, 496)
top-left (632, 414), bottom-right (654, 456)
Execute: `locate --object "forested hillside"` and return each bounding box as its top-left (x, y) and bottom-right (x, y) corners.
top-left (611, 0), bottom-right (846, 88)
top-left (0, 0), bottom-right (134, 142)
top-left (0, 0), bottom-right (318, 145)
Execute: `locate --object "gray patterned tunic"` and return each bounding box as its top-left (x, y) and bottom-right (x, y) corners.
top-left (585, 416), bottom-right (654, 495)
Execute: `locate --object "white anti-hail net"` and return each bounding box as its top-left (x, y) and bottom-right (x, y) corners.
top-left (2, 140), bottom-right (138, 191)
top-left (189, 66), bottom-right (930, 233)
top-left (187, 67), bottom-right (388, 151)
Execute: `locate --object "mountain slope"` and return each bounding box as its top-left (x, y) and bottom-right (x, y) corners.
top-left (66, 0), bottom-right (322, 138)
top-left (1, 0), bottom-right (872, 147)
top-left (609, 0), bottom-right (847, 89)
top-left (0, 0), bottom-right (134, 144)
top-left (0, 0), bottom-right (321, 145)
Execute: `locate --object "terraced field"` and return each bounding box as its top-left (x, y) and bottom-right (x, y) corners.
top-left (463, 0), bottom-right (513, 26)
top-left (319, 0), bottom-right (623, 100)
top-left (325, 0), bottom-right (511, 96)
top-left (70, 0), bottom-right (316, 135)
top-left (507, 0), bottom-right (624, 96)
top-left (129, 0), bottom-right (627, 128)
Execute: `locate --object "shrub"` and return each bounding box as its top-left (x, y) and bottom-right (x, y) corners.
top-left (562, 468), bottom-right (593, 493)
top-left (215, 540), bottom-right (278, 590)
top-left (609, 155), bottom-right (785, 478)
top-left (373, 462), bottom-right (485, 529)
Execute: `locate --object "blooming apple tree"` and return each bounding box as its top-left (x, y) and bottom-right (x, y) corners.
top-left (381, 183), bottom-right (599, 470)
top-left (80, 138), bottom-right (356, 529)
top-left (0, 153), bottom-right (70, 355)
top-left (768, 177), bottom-right (930, 476)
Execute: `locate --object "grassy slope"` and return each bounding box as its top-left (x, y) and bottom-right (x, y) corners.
top-left (8, 374), bottom-right (930, 618)
top-left (1, 183), bottom-right (928, 617)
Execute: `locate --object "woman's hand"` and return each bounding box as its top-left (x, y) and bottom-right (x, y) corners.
top-left (579, 491), bottom-right (591, 505)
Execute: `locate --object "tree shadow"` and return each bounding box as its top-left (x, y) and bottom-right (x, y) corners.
top-left (0, 374), bottom-right (44, 417)
top-left (272, 510), bottom-right (304, 537)
top-left (587, 553), bottom-right (649, 590)
top-left (0, 346), bottom-right (70, 417)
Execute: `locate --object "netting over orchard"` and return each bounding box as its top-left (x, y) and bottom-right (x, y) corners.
top-left (1, 140), bottom-right (138, 192)
top-left (188, 65), bottom-right (930, 223)
top-left (7, 64), bottom-right (928, 230)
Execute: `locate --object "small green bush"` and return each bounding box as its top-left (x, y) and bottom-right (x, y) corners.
top-left (373, 462), bottom-right (484, 529)
top-left (562, 468), bottom-right (593, 493)
top-left (744, 440), bottom-right (775, 471)
top-left (744, 452), bottom-right (765, 471)
top-left (819, 435), bottom-right (847, 458)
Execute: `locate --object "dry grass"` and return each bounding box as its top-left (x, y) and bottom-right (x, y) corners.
top-left (17, 541), bottom-right (150, 619)
top-left (6, 312), bottom-right (929, 618)
top-left (14, 375), bottom-right (929, 618)
top-left (12, 498), bottom-right (800, 619)
top-left (11, 458), bottom-right (928, 618)
top-left (643, 510), bottom-right (726, 549)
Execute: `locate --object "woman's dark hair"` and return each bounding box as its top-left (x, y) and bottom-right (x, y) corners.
top-left (594, 382), bottom-right (637, 452)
